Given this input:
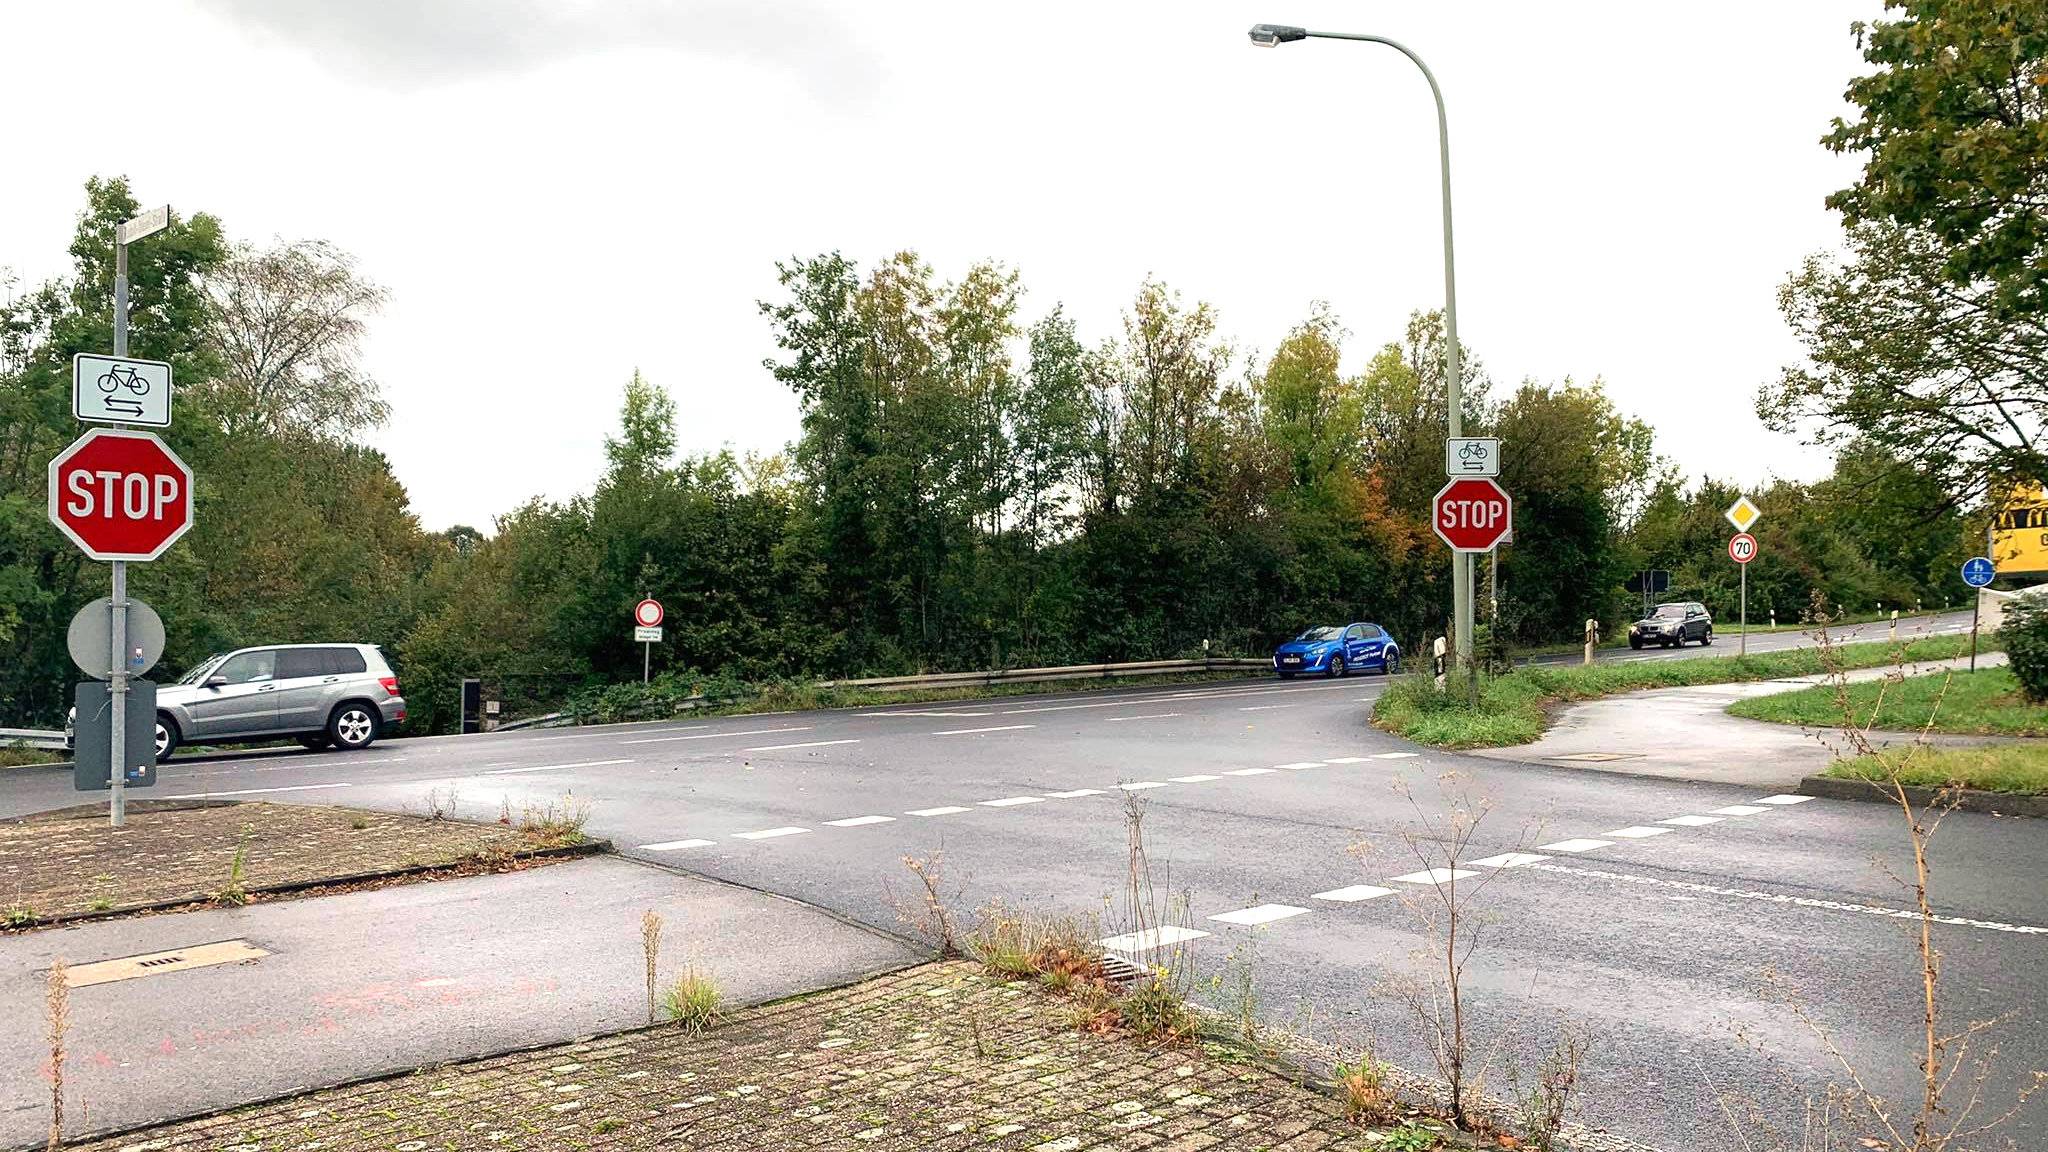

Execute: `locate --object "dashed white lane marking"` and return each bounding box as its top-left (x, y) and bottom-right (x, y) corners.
top-left (1538, 838), bottom-right (1614, 853)
top-left (1526, 862), bottom-right (2048, 935)
top-left (823, 816), bottom-right (895, 827)
top-left (1168, 774), bottom-right (1221, 783)
top-left (980, 796), bottom-right (1045, 807)
top-left (1107, 713), bottom-right (1183, 722)
top-left (1225, 768), bottom-right (1277, 776)
top-left (641, 839), bottom-right (715, 851)
top-left (907, 806), bottom-right (971, 817)
top-left (1604, 826), bottom-right (1673, 839)
top-left (859, 710), bottom-right (993, 718)
top-left (531, 725), bottom-right (705, 742)
top-left (1312, 885), bottom-right (1396, 903)
top-left (1239, 704), bottom-right (1295, 712)
top-left (743, 739), bottom-right (861, 752)
top-left (1372, 752), bottom-right (1419, 760)
top-left (1391, 867), bottom-right (1480, 885)
top-left (1045, 788), bottom-right (1106, 798)
top-left (1755, 794), bottom-right (1815, 805)
top-left (1324, 757), bottom-right (1370, 764)
top-left (1209, 903), bottom-right (1310, 926)
top-left (623, 726), bottom-right (809, 745)
top-left (733, 827), bottom-right (810, 840)
top-left (1099, 925), bottom-right (1210, 953)
top-left (931, 725), bottom-right (1036, 736)
top-left (1119, 781), bottom-right (1169, 791)
top-left (1274, 761), bottom-right (1324, 771)
top-left (483, 758), bottom-right (634, 775)
top-left (166, 782), bottom-right (351, 799)
top-left (1660, 815), bottom-right (1723, 827)
top-left (1469, 852), bottom-right (1550, 868)
top-left (1712, 805), bottom-right (1770, 816)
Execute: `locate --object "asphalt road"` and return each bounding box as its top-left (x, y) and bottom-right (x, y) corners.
top-left (2, 607), bottom-right (2034, 1151)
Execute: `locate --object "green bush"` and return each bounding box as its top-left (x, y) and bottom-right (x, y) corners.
top-left (2000, 595), bottom-right (2048, 703)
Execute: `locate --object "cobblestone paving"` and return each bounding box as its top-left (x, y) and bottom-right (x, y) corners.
top-left (0, 801), bottom-right (547, 922)
top-left (73, 961), bottom-right (1387, 1151)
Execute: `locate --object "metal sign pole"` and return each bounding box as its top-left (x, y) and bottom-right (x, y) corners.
top-left (1739, 561), bottom-right (1747, 658)
top-left (643, 640), bottom-right (651, 684)
top-left (108, 237), bottom-right (130, 828)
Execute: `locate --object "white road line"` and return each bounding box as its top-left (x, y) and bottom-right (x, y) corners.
top-left (1390, 867), bottom-right (1479, 885)
top-left (1119, 781), bottom-right (1168, 791)
top-left (531, 725), bottom-right (706, 742)
top-left (1754, 794), bottom-right (1815, 805)
top-left (161, 755), bottom-right (409, 780)
top-left (859, 710), bottom-right (993, 718)
top-left (1209, 904), bottom-right (1310, 927)
top-left (483, 758), bottom-right (634, 775)
top-left (1372, 752), bottom-right (1419, 760)
top-left (1537, 838), bottom-right (1614, 853)
top-left (1274, 762), bottom-right (1324, 771)
top-left (1324, 757), bottom-right (1370, 764)
top-left (1659, 815), bottom-right (1723, 827)
top-left (623, 726), bottom-right (809, 745)
top-left (1225, 768), bottom-right (1277, 776)
top-left (980, 796), bottom-right (1045, 807)
top-left (1238, 704), bottom-right (1294, 712)
top-left (931, 725), bottom-right (1036, 736)
top-left (1168, 774), bottom-right (1220, 783)
top-left (907, 806), bottom-right (971, 817)
top-left (1106, 713), bottom-right (1183, 722)
top-left (1099, 925), bottom-right (1210, 953)
top-left (1469, 852), bottom-right (1550, 868)
top-left (743, 739), bottom-right (860, 752)
top-left (1311, 885), bottom-right (1395, 903)
top-left (640, 839), bottom-right (715, 851)
top-left (1045, 788), bottom-right (1106, 798)
top-left (1603, 826), bottom-right (1673, 839)
top-left (165, 782), bottom-right (351, 799)
top-left (823, 815), bottom-right (896, 827)
top-left (1712, 805), bottom-right (1770, 816)
top-left (732, 827), bottom-right (810, 841)
top-left (1526, 862), bottom-right (2048, 935)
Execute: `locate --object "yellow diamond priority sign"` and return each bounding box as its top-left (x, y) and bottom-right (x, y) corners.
top-left (1724, 495), bottom-right (1761, 533)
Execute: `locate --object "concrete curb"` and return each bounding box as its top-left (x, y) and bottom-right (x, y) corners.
top-left (1797, 774), bottom-right (2048, 818)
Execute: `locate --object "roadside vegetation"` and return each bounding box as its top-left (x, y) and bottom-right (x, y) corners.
top-left (1827, 744), bottom-right (2048, 797)
top-left (1373, 634), bottom-right (1987, 749)
top-left (1728, 665), bottom-right (2046, 736)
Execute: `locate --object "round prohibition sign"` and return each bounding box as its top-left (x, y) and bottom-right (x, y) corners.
top-left (634, 598), bottom-right (664, 628)
top-left (1728, 532), bottom-right (1758, 565)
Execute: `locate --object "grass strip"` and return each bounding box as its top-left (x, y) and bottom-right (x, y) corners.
top-left (1727, 666), bottom-right (2046, 736)
top-left (1825, 744), bottom-right (2048, 797)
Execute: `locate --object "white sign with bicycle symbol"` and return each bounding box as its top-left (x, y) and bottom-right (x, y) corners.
top-left (73, 354), bottom-right (172, 428)
top-left (1445, 437), bottom-right (1500, 478)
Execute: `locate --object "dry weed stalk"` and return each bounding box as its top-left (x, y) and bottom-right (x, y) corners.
top-left (46, 957), bottom-right (68, 1151)
top-left (640, 909), bottom-right (664, 1024)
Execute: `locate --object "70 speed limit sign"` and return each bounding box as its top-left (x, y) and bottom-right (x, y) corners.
top-left (1728, 533), bottom-right (1758, 565)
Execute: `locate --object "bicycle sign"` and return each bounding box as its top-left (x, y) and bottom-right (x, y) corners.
top-left (73, 353), bottom-right (171, 428)
top-left (1444, 437), bottom-right (1500, 478)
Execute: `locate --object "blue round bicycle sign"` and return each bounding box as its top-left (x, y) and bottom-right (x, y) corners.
top-left (1962, 556), bottom-right (1996, 588)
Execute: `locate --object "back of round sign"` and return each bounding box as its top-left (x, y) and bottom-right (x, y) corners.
top-left (67, 596), bottom-right (165, 678)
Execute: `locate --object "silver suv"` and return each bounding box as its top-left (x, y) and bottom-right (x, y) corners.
top-left (68, 644), bottom-right (406, 759)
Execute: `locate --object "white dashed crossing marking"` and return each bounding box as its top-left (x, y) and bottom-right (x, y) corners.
top-left (1118, 781), bottom-right (1168, 791)
top-left (1099, 925), bottom-right (1210, 953)
top-left (1274, 762), bottom-right (1324, 771)
top-left (1239, 704), bottom-right (1295, 712)
top-left (1754, 794), bottom-right (1815, 805)
top-left (1469, 852), bottom-right (1550, 868)
top-left (1390, 868), bottom-right (1480, 885)
top-left (1312, 885), bottom-right (1395, 903)
top-left (823, 816), bottom-right (895, 828)
top-left (1527, 862), bottom-right (2048, 935)
top-left (1372, 752), bottom-right (1419, 760)
top-left (932, 725), bottom-right (1036, 736)
top-left (1712, 805), bottom-right (1770, 816)
top-left (907, 806), bottom-right (971, 817)
top-left (1603, 826), bottom-right (1673, 839)
top-left (1538, 838), bottom-right (1614, 853)
top-left (640, 839), bottom-right (714, 851)
top-left (732, 827), bottom-right (810, 841)
top-left (482, 759), bottom-right (633, 776)
top-left (1168, 775), bottom-right (1220, 783)
top-left (1045, 788), bottom-right (1106, 798)
top-left (1660, 815), bottom-right (1723, 827)
top-left (1225, 768), bottom-right (1277, 776)
top-left (1209, 904), bottom-right (1310, 927)
top-left (980, 796), bottom-right (1045, 807)
top-left (1324, 757), bottom-right (1370, 764)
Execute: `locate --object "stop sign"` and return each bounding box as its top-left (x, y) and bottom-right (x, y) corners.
top-left (47, 428), bottom-right (195, 561)
top-left (1433, 476), bottom-right (1512, 552)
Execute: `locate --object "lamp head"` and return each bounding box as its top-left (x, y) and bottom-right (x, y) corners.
top-left (1248, 24), bottom-right (1308, 47)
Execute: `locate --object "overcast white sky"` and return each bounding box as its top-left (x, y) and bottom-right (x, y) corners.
top-left (1, 1), bottom-right (1876, 530)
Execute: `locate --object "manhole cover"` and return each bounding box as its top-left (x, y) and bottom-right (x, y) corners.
top-left (1547, 752), bottom-right (1642, 763)
top-left (64, 939), bottom-right (270, 987)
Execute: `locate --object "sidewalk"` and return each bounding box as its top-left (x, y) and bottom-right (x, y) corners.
top-left (63, 961), bottom-right (1390, 1152)
top-left (1471, 654), bottom-right (2011, 789)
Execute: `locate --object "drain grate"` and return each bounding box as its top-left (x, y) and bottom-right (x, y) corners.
top-left (64, 939), bottom-right (270, 988)
top-left (1097, 953), bottom-right (1148, 988)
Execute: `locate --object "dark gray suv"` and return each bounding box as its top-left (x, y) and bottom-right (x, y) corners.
top-left (1628, 602), bottom-right (1713, 649)
top-left (68, 643), bottom-right (406, 759)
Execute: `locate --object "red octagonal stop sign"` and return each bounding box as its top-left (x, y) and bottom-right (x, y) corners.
top-left (47, 428), bottom-right (195, 561)
top-left (1432, 476), bottom-right (1512, 552)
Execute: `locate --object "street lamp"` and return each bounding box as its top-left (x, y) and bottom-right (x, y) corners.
top-left (1247, 23), bottom-right (1474, 699)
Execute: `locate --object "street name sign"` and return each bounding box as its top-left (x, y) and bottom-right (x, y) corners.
top-left (1432, 477), bottom-right (1513, 552)
top-left (73, 353), bottom-right (172, 427)
top-left (47, 429), bottom-right (195, 561)
top-left (115, 205), bottom-right (169, 245)
top-left (1445, 437), bottom-right (1500, 478)
top-left (1725, 495), bottom-right (1761, 533)
top-left (1962, 557), bottom-right (1996, 588)
top-left (1729, 532), bottom-right (1757, 565)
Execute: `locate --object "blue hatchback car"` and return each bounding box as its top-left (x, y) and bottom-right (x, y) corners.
top-left (1272, 623), bottom-right (1401, 679)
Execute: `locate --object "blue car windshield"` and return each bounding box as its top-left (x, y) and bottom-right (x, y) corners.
top-left (1295, 627), bottom-right (1343, 641)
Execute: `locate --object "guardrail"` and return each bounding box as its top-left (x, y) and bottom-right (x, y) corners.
top-left (815, 657), bottom-right (1271, 693)
top-left (0, 727), bottom-right (67, 750)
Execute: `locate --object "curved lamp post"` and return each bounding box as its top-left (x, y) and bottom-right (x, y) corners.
top-left (1249, 23), bottom-right (1473, 697)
